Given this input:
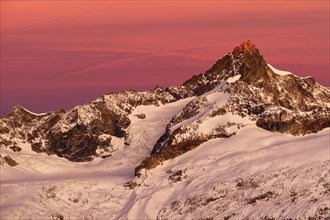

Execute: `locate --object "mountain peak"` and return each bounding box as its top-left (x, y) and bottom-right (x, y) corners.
top-left (233, 40), bottom-right (258, 54)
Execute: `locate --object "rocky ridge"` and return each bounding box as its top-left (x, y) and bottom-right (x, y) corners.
top-left (0, 88), bottom-right (179, 162)
top-left (0, 40), bottom-right (329, 169)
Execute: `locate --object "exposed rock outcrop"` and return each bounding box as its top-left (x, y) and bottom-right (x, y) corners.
top-left (0, 155), bottom-right (19, 167)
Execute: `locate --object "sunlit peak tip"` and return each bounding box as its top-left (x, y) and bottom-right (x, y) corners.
top-left (233, 40), bottom-right (258, 53)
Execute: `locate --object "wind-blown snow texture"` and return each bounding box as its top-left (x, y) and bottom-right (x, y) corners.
top-left (1, 41), bottom-right (330, 219)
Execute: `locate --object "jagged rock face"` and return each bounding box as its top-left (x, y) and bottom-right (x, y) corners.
top-left (166, 42), bottom-right (248, 99)
top-left (0, 88), bottom-right (180, 161)
top-left (44, 100), bottom-right (130, 161)
top-left (47, 123), bottom-right (99, 161)
top-left (42, 89), bottom-right (180, 161)
top-left (0, 106), bottom-right (65, 152)
top-left (256, 109), bottom-right (330, 135)
top-left (135, 41), bottom-right (330, 175)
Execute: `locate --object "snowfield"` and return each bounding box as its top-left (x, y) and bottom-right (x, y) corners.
top-left (1, 97), bottom-right (329, 220)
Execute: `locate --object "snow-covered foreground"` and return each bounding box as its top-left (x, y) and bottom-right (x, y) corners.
top-left (1, 100), bottom-right (329, 219)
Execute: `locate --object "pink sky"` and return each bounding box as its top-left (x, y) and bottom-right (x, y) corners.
top-left (1, 1), bottom-right (329, 115)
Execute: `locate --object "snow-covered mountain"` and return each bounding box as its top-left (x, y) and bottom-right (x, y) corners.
top-left (135, 40), bottom-right (330, 175)
top-left (1, 41), bottom-right (329, 219)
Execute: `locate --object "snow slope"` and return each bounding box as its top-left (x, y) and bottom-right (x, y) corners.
top-left (267, 64), bottom-right (293, 76)
top-left (1, 99), bottom-right (329, 219)
top-left (129, 127), bottom-right (330, 220)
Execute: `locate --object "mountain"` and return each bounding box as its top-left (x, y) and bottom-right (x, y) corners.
top-left (1, 40), bottom-right (328, 164)
top-left (1, 41), bottom-right (330, 219)
top-left (135, 40), bottom-right (330, 175)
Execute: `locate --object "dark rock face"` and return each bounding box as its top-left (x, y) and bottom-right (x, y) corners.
top-left (0, 106), bottom-right (65, 155)
top-left (47, 124), bottom-right (98, 161)
top-left (256, 110), bottom-right (330, 135)
top-left (134, 113), bottom-right (146, 119)
top-left (43, 103), bottom-right (128, 161)
top-left (135, 137), bottom-right (207, 176)
top-left (0, 155), bottom-right (19, 167)
top-left (9, 145), bottom-right (21, 152)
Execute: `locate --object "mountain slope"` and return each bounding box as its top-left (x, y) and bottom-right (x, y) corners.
top-left (135, 40), bottom-right (330, 175)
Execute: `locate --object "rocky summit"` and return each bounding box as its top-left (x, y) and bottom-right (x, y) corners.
top-left (1, 41), bottom-right (330, 220)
